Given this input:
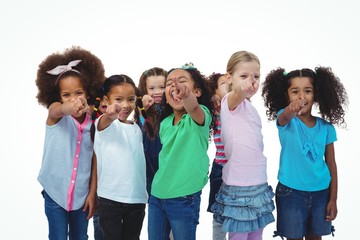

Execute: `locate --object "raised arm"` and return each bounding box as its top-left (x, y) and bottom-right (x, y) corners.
top-left (97, 102), bottom-right (122, 131)
top-left (47, 96), bottom-right (89, 125)
top-left (173, 77), bottom-right (204, 125)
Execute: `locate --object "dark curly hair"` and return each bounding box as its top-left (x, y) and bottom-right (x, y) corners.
top-left (134, 67), bottom-right (167, 139)
top-left (35, 46), bottom-right (105, 108)
top-left (261, 66), bottom-right (348, 127)
top-left (161, 66), bottom-right (215, 132)
top-left (207, 72), bottom-right (225, 97)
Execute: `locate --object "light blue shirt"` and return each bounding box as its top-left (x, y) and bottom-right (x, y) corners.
top-left (276, 109), bottom-right (336, 191)
top-left (38, 115), bottom-right (93, 211)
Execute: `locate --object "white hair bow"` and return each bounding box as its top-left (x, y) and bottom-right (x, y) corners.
top-left (47, 60), bottom-right (82, 75)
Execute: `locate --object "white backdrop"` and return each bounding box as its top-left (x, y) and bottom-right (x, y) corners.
top-left (1, 0), bottom-right (358, 239)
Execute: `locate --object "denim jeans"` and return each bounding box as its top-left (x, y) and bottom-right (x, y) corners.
top-left (207, 161), bottom-right (224, 212)
top-left (148, 191), bottom-right (201, 240)
top-left (42, 190), bottom-right (88, 240)
top-left (93, 211), bottom-right (104, 240)
top-left (97, 197), bottom-right (145, 240)
top-left (274, 182), bottom-right (334, 238)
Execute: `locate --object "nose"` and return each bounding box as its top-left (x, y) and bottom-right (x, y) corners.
top-left (154, 88), bottom-right (162, 94)
top-left (249, 74), bottom-right (256, 83)
top-left (69, 94), bottom-right (78, 102)
top-left (299, 91), bottom-right (305, 99)
top-left (121, 100), bottom-right (131, 109)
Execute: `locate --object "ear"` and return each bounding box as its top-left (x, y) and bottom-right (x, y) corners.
top-left (194, 87), bottom-right (202, 97)
top-left (225, 72), bottom-right (232, 85)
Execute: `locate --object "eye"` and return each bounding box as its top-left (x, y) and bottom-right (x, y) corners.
top-left (166, 80), bottom-right (173, 87)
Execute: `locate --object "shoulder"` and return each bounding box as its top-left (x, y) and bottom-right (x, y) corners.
top-left (317, 117), bottom-right (335, 131)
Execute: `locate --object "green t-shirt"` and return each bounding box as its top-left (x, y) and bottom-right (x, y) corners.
top-left (151, 105), bottom-right (211, 198)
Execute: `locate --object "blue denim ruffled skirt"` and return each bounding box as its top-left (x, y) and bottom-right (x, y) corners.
top-left (211, 182), bottom-right (275, 233)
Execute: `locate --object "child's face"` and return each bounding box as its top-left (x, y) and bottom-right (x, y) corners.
top-left (165, 69), bottom-right (196, 111)
top-left (228, 61), bottom-right (260, 99)
top-left (215, 76), bottom-right (228, 99)
top-left (146, 75), bottom-right (165, 104)
top-left (105, 83), bottom-right (136, 122)
top-left (287, 77), bottom-right (314, 115)
top-left (99, 99), bottom-right (107, 114)
top-left (58, 76), bottom-right (87, 103)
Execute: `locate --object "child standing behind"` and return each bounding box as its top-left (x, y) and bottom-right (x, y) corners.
top-left (135, 67), bottom-right (167, 195)
top-left (94, 75), bottom-right (148, 240)
top-left (211, 51), bottom-right (275, 240)
top-left (36, 46), bottom-right (105, 239)
top-left (207, 73), bottom-right (229, 240)
top-left (148, 63), bottom-right (214, 240)
top-left (262, 67), bottom-right (348, 240)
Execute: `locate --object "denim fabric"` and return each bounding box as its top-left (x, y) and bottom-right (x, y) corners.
top-left (97, 197), bottom-right (145, 240)
top-left (143, 134), bottom-right (162, 195)
top-left (212, 183), bottom-right (275, 233)
top-left (274, 182), bottom-right (334, 239)
top-left (42, 190), bottom-right (88, 240)
top-left (93, 211), bottom-right (104, 240)
top-left (207, 161), bottom-right (224, 212)
top-left (148, 191), bottom-right (201, 240)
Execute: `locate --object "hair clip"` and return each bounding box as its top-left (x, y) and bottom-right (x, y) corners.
top-left (283, 71), bottom-right (288, 76)
top-left (181, 62), bottom-right (195, 70)
top-left (139, 107), bottom-right (145, 111)
top-left (93, 107), bottom-right (98, 111)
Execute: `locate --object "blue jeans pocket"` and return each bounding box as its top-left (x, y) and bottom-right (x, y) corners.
top-left (276, 182), bottom-right (292, 197)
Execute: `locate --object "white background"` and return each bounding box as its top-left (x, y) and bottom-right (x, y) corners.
top-left (1, 0), bottom-right (358, 239)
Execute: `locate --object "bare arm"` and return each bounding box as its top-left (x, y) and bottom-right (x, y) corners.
top-left (83, 152), bottom-right (98, 219)
top-left (97, 102), bottom-right (122, 131)
top-left (277, 99), bottom-right (307, 126)
top-left (173, 78), bottom-right (204, 125)
top-left (47, 97), bottom-right (89, 125)
top-left (325, 143), bottom-right (338, 221)
top-left (227, 77), bottom-right (259, 110)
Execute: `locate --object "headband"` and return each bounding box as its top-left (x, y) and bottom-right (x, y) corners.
top-left (47, 60), bottom-right (82, 84)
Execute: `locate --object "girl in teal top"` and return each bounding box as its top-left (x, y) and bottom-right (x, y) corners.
top-left (148, 63), bottom-right (214, 240)
top-left (262, 67), bottom-right (348, 240)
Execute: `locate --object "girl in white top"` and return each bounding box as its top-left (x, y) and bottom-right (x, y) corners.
top-left (94, 74), bottom-right (147, 240)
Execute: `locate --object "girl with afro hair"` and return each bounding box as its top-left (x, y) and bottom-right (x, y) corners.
top-left (36, 46), bottom-right (105, 239)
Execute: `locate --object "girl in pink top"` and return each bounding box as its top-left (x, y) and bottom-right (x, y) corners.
top-left (211, 51), bottom-right (275, 240)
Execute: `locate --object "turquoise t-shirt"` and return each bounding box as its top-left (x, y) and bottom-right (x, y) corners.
top-left (277, 109), bottom-right (337, 191)
top-left (151, 105), bottom-right (211, 198)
